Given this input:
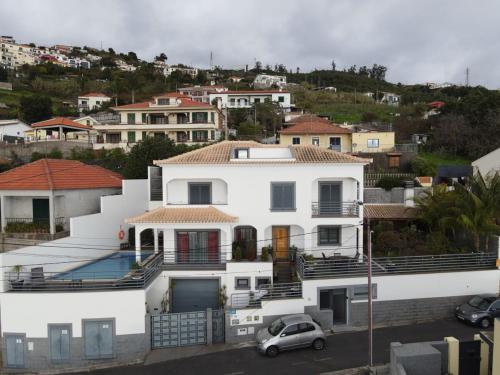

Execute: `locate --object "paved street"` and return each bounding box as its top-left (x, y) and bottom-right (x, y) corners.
top-left (72, 319), bottom-right (485, 375)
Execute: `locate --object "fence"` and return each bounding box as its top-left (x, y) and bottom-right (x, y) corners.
top-left (311, 201), bottom-right (359, 217)
top-left (230, 282), bottom-right (302, 308)
top-left (364, 172), bottom-right (416, 187)
top-left (296, 252), bottom-right (498, 280)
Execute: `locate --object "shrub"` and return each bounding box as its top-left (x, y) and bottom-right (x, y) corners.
top-left (261, 247), bottom-right (269, 262)
top-left (412, 157), bottom-right (436, 176)
top-left (233, 246), bottom-right (242, 261)
top-left (375, 176), bottom-right (404, 190)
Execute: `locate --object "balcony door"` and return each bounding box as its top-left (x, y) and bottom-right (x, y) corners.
top-left (176, 230), bottom-right (219, 264)
top-left (319, 182), bottom-right (341, 215)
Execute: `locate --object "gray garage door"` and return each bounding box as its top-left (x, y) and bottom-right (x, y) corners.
top-left (171, 279), bottom-right (219, 313)
top-left (5, 335), bottom-right (24, 368)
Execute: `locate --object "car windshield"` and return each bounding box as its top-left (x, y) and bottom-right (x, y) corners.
top-left (468, 296), bottom-right (490, 310)
top-left (268, 319), bottom-right (286, 336)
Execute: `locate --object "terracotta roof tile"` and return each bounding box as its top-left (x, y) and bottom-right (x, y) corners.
top-left (31, 117), bottom-right (92, 130)
top-left (155, 141), bottom-right (369, 165)
top-left (0, 159), bottom-right (122, 190)
top-left (125, 206), bottom-right (238, 224)
top-left (364, 204), bottom-right (418, 220)
top-left (80, 92), bottom-right (110, 98)
top-left (280, 121), bottom-right (352, 135)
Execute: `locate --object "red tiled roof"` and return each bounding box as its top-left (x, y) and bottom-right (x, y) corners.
top-left (0, 159), bottom-right (122, 191)
top-left (364, 204), bottom-right (418, 220)
top-left (290, 115), bottom-right (331, 124)
top-left (221, 90), bottom-right (289, 94)
top-left (31, 117), bottom-right (92, 130)
top-left (80, 92), bottom-right (110, 98)
top-left (112, 94), bottom-right (213, 110)
top-left (280, 121), bottom-right (352, 135)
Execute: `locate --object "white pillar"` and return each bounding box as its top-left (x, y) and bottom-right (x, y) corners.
top-left (135, 226), bottom-right (142, 263)
top-left (153, 228), bottom-right (159, 254)
top-left (0, 195), bottom-right (6, 232)
top-left (49, 194), bottom-right (55, 235)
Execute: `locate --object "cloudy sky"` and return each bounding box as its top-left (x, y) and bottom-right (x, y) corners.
top-left (1, 0), bottom-right (499, 88)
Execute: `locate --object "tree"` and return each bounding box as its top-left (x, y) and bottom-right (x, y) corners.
top-left (108, 48), bottom-right (115, 55)
top-left (347, 65), bottom-right (357, 74)
top-left (195, 70), bottom-right (208, 85)
top-left (19, 95), bottom-right (53, 123)
top-left (0, 66), bottom-right (7, 81)
top-left (331, 60), bottom-right (336, 71)
top-left (358, 65), bottom-right (369, 76)
top-left (155, 53), bottom-right (168, 62)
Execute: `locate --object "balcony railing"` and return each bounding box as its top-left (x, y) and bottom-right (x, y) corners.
top-left (163, 250), bottom-right (227, 265)
top-left (7, 251), bottom-right (164, 292)
top-left (296, 252), bottom-right (498, 280)
top-left (230, 282), bottom-right (303, 309)
top-left (311, 201), bottom-right (359, 217)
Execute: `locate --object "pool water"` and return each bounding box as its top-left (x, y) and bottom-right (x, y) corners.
top-left (54, 251), bottom-right (153, 280)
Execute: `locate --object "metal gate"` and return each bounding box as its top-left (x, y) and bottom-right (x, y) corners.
top-left (151, 311), bottom-right (207, 349)
top-left (459, 340), bottom-right (481, 375)
top-left (212, 309), bottom-right (225, 344)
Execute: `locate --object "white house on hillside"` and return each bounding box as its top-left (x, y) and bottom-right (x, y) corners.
top-left (0, 119), bottom-right (31, 141)
top-left (208, 89), bottom-right (293, 112)
top-left (178, 85), bottom-right (228, 104)
top-left (253, 74), bottom-right (287, 89)
top-left (77, 92), bottom-right (111, 112)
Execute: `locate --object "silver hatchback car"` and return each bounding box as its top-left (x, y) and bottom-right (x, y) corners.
top-left (256, 314), bottom-right (326, 357)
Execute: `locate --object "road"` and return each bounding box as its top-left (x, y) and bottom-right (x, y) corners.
top-left (73, 319), bottom-right (483, 375)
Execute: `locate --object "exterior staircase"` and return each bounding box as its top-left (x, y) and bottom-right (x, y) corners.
top-left (274, 261), bottom-right (293, 283)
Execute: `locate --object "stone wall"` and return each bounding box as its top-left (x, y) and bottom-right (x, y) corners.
top-left (0, 141), bottom-right (92, 162)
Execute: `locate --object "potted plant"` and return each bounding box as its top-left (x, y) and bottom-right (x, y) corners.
top-left (10, 265), bottom-right (25, 289)
top-left (130, 261), bottom-right (144, 280)
top-left (261, 247), bottom-right (270, 262)
top-left (219, 285), bottom-right (228, 308)
top-left (289, 245), bottom-right (298, 262)
top-left (233, 246), bottom-right (242, 261)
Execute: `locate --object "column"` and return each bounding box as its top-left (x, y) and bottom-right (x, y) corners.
top-left (0, 195), bottom-right (6, 232)
top-left (135, 226), bottom-right (142, 263)
top-left (49, 194), bottom-right (55, 235)
top-left (153, 228), bottom-right (159, 254)
top-left (59, 126), bottom-right (63, 141)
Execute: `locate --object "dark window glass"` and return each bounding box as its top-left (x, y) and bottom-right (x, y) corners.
top-left (319, 290), bottom-right (330, 309)
top-left (282, 324), bottom-right (299, 336)
top-left (278, 96), bottom-right (285, 103)
top-left (189, 183), bottom-right (211, 204)
top-left (127, 113), bottom-right (135, 124)
top-left (236, 278), bottom-right (250, 289)
top-left (271, 182), bottom-right (295, 210)
top-left (256, 277), bottom-right (271, 287)
top-left (298, 323), bottom-right (315, 332)
top-left (292, 137), bottom-right (300, 145)
top-left (192, 130), bottom-right (208, 142)
top-left (318, 226), bottom-right (340, 245)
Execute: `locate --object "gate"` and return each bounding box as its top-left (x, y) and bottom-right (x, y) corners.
top-left (151, 311), bottom-right (207, 349)
top-left (212, 309), bottom-right (225, 343)
top-left (458, 340), bottom-right (480, 375)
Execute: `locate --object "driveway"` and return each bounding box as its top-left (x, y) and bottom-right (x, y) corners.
top-left (70, 319), bottom-right (484, 375)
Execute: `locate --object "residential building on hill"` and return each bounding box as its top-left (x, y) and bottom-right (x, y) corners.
top-left (253, 74), bottom-right (287, 89)
top-left (472, 148), bottom-right (500, 177)
top-left (77, 92), bottom-right (111, 112)
top-left (178, 85), bottom-right (228, 104)
top-left (163, 64), bottom-right (199, 78)
top-left (92, 92), bottom-right (223, 149)
top-left (208, 89), bottom-right (293, 112)
top-left (0, 120), bottom-right (31, 142)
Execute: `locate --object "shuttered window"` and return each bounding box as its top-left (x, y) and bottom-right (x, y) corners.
top-left (189, 183), bottom-right (211, 204)
top-left (271, 182), bottom-right (295, 211)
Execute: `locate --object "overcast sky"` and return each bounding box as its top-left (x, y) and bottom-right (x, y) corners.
top-left (1, 0), bottom-right (499, 88)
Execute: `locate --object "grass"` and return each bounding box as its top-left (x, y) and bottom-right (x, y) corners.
top-left (418, 152), bottom-right (472, 166)
top-left (310, 103), bottom-right (400, 123)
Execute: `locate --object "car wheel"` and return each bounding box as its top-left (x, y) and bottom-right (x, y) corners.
top-left (312, 338), bottom-right (326, 350)
top-left (266, 346), bottom-right (279, 357)
top-left (479, 318), bottom-right (491, 329)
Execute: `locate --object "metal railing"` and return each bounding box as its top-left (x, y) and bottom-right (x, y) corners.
top-left (296, 252), bottom-right (498, 280)
top-left (230, 282), bottom-right (303, 309)
top-left (6, 251), bottom-right (164, 292)
top-left (311, 201), bottom-right (359, 217)
top-left (163, 250), bottom-right (227, 265)
top-left (364, 172), bottom-right (416, 187)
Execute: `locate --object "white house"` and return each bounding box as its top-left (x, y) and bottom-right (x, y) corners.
top-left (208, 89), bottom-right (293, 112)
top-left (92, 92), bottom-right (223, 150)
top-left (0, 119), bottom-right (31, 141)
top-left (253, 74), bottom-right (287, 89)
top-left (472, 148), bottom-right (500, 177)
top-left (163, 64), bottom-right (198, 78)
top-left (77, 92), bottom-right (111, 112)
top-left (178, 85), bottom-right (228, 104)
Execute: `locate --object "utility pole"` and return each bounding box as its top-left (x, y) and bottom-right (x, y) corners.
top-left (465, 67), bottom-right (470, 87)
top-left (367, 218), bottom-right (373, 368)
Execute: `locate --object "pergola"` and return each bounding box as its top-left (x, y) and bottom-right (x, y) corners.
top-left (31, 117), bottom-right (92, 143)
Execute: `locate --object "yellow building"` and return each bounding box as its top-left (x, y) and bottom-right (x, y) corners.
top-left (351, 131), bottom-right (395, 153)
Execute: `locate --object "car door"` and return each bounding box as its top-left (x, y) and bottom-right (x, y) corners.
top-left (489, 300), bottom-right (500, 318)
top-left (278, 324), bottom-right (301, 350)
top-left (297, 322), bottom-right (316, 347)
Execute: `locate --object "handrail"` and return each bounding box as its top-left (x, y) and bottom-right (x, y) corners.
top-left (163, 250), bottom-right (227, 264)
top-left (230, 282), bottom-right (303, 309)
top-left (311, 201), bottom-right (359, 217)
top-left (296, 252), bottom-right (497, 280)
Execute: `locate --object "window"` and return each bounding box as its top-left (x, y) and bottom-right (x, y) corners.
top-left (490, 300), bottom-right (500, 311)
top-left (127, 113), bottom-right (136, 124)
top-left (142, 113), bottom-right (147, 124)
top-left (107, 133), bottom-right (121, 144)
top-left (157, 98), bottom-right (170, 105)
top-left (176, 230), bottom-right (219, 263)
top-left (298, 323), bottom-right (316, 333)
top-left (278, 96), bottom-right (285, 103)
top-left (235, 277), bottom-right (250, 290)
top-left (142, 131), bottom-right (147, 140)
top-left (282, 324), bottom-right (300, 336)
top-left (254, 98), bottom-right (261, 104)
top-left (329, 137), bottom-right (341, 151)
top-left (234, 148), bottom-right (249, 159)
top-left (292, 137), bottom-right (300, 145)
top-left (318, 226), bottom-right (341, 246)
top-left (312, 137), bottom-right (320, 146)
top-left (189, 183), bottom-right (211, 204)
top-left (367, 139), bottom-right (379, 148)
top-left (211, 112), bottom-right (215, 123)
top-left (352, 285), bottom-right (378, 300)
top-left (84, 320), bottom-right (113, 359)
top-left (192, 112), bottom-right (208, 123)
top-left (388, 154), bottom-right (401, 168)
top-left (192, 130), bottom-right (208, 142)
top-left (271, 182), bottom-right (295, 211)
top-left (256, 277), bottom-right (271, 288)
top-left (230, 98), bottom-right (236, 106)
top-left (211, 130), bottom-right (215, 140)
top-left (127, 131), bottom-right (136, 143)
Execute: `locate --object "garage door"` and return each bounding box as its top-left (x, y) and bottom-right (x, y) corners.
top-left (171, 279), bottom-right (219, 313)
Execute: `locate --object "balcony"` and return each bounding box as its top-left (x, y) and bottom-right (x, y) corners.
top-left (296, 252), bottom-right (498, 280)
top-left (162, 250), bottom-right (228, 270)
top-left (311, 201), bottom-right (359, 217)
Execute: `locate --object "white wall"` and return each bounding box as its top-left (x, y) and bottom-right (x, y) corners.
top-left (472, 148), bottom-right (500, 177)
top-left (0, 290), bottom-right (146, 337)
top-left (229, 298), bottom-right (306, 327)
top-left (0, 121), bottom-right (31, 138)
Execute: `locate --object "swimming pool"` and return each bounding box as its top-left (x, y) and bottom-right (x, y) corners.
top-left (54, 251), bottom-right (154, 280)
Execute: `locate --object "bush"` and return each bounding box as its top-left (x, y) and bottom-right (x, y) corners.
top-left (261, 247), bottom-right (269, 262)
top-left (375, 176), bottom-right (404, 190)
top-left (412, 157), bottom-right (436, 176)
top-left (233, 246), bottom-right (242, 261)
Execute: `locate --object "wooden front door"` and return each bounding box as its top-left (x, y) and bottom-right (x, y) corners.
top-left (272, 226), bottom-right (289, 260)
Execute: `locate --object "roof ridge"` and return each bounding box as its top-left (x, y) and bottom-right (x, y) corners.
top-left (41, 159), bottom-right (54, 190)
